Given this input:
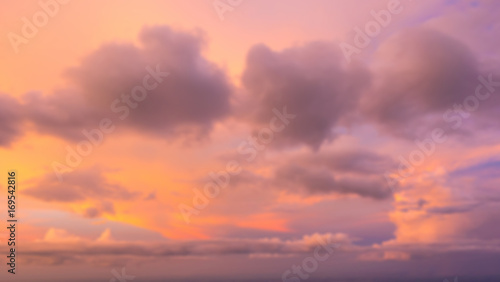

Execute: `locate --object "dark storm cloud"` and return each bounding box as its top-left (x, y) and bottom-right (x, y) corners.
top-left (24, 167), bottom-right (139, 202)
top-left (241, 41), bottom-right (370, 150)
top-left (275, 164), bottom-right (392, 199)
top-left (362, 28), bottom-right (481, 138)
top-left (28, 25), bottom-right (232, 141)
top-left (0, 94), bottom-right (24, 146)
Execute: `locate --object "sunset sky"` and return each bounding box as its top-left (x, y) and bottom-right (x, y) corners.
top-left (1, 0), bottom-right (500, 281)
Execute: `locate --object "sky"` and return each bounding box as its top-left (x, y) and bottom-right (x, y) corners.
top-left (1, 0), bottom-right (500, 281)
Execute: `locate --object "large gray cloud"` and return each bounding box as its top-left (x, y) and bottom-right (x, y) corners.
top-left (241, 41), bottom-right (370, 150)
top-left (28, 26), bottom-right (232, 141)
top-left (362, 28), bottom-right (492, 138)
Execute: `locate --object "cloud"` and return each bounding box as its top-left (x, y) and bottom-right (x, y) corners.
top-left (28, 25), bottom-right (232, 141)
top-left (23, 90), bottom-right (104, 141)
top-left (274, 164), bottom-right (392, 199)
top-left (358, 251), bottom-right (410, 261)
top-left (241, 42), bottom-right (370, 150)
top-left (19, 229), bottom-right (500, 270)
top-left (362, 28), bottom-right (481, 138)
top-left (83, 201), bottom-right (115, 218)
top-left (222, 150), bottom-right (395, 200)
top-left (22, 232), bottom-right (348, 264)
top-left (42, 228), bottom-right (82, 243)
top-left (0, 94), bottom-right (24, 146)
top-left (24, 167), bottom-right (139, 203)
top-left (426, 202), bottom-right (481, 214)
top-left (425, 0), bottom-right (500, 66)
top-left (300, 149), bottom-right (396, 175)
